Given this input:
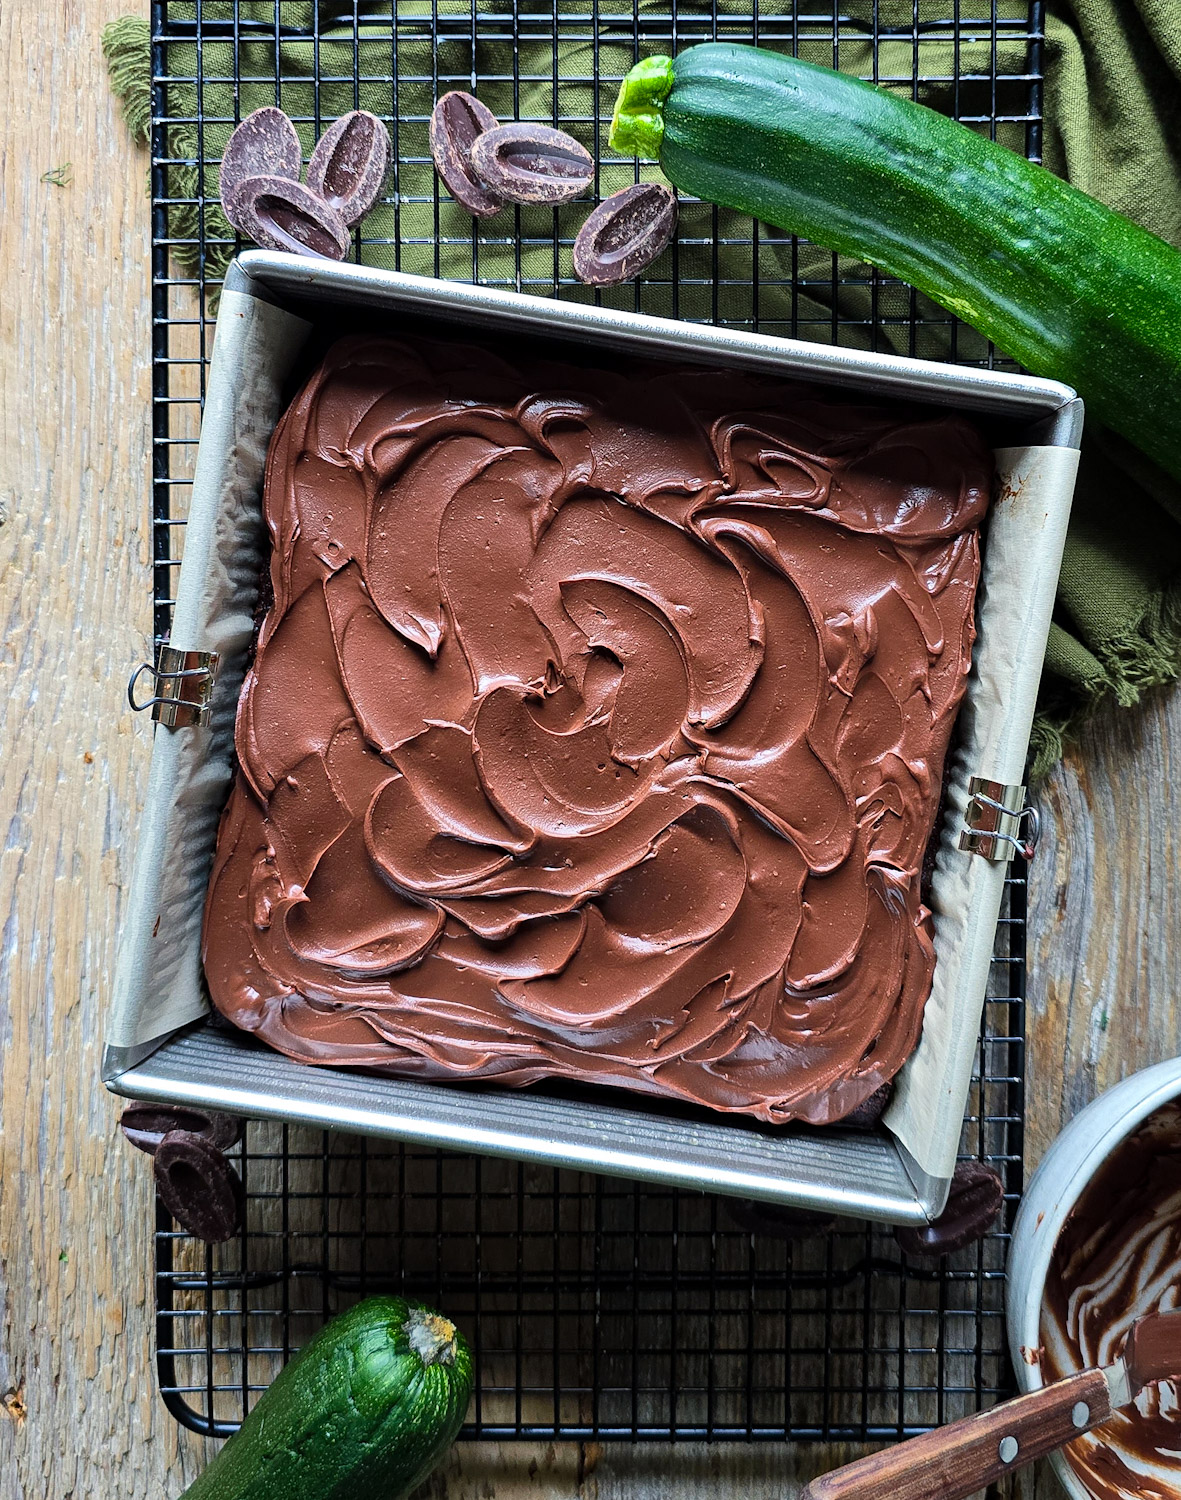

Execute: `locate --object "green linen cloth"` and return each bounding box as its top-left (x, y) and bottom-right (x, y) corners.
top-left (1036, 1), bottom-right (1181, 766)
top-left (103, 1), bottom-right (1181, 777)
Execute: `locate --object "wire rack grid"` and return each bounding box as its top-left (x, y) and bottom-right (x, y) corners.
top-left (148, 0), bottom-right (1042, 1446)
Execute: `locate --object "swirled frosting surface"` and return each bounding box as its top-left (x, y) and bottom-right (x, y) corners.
top-left (1041, 1101), bottom-right (1181, 1500)
top-left (202, 334), bottom-right (989, 1123)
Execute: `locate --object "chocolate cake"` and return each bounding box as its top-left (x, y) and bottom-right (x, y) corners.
top-left (202, 334), bottom-right (991, 1125)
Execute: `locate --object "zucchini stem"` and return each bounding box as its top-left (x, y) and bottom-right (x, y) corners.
top-left (404, 1308), bottom-right (460, 1366)
top-left (609, 55), bottom-right (674, 158)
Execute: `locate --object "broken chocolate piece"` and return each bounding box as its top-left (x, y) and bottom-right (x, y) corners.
top-left (724, 1199), bottom-right (838, 1240)
top-left (429, 91), bottom-right (505, 218)
top-left (222, 173), bottom-right (350, 259)
top-left (120, 1103), bottom-right (243, 1156)
top-left (154, 1129), bottom-right (245, 1244)
top-left (573, 182), bottom-right (677, 286)
top-left (469, 122), bottom-right (593, 205)
top-left (893, 1159), bottom-right (1005, 1260)
top-left (307, 110), bottom-right (391, 227)
top-left (219, 106), bottom-right (302, 214)
top-left (841, 1084), bottom-right (893, 1131)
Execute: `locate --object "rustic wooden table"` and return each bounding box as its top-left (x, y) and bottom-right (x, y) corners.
top-left (3, 4), bottom-right (1179, 1495)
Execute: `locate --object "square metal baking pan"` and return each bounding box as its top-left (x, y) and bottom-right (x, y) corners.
top-left (105, 251), bottom-right (1082, 1226)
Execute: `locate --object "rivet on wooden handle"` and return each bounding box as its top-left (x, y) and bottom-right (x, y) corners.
top-left (802, 1366), bottom-right (1112, 1500)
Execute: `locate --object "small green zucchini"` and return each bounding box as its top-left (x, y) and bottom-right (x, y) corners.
top-left (610, 43), bottom-right (1181, 483)
top-left (179, 1296), bottom-right (473, 1500)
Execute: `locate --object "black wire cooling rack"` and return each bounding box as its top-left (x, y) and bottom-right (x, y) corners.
top-left (148, 0), bottom-right (1042, 1444)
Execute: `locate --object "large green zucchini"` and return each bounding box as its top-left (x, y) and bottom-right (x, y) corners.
top-left (610, 43), bottom-right (1181, 483)
top-left (179, 1296), bottom-right (473, 1500)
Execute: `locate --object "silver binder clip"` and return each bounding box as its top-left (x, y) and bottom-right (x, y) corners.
top-left (128, 646), bottom-right (220, 729)
top-left (958, 776), bottom-right (1040, 862)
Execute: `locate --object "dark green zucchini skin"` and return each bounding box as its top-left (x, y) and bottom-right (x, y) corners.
top-left (179, 1297), bottom-right (473, 1500)
top-left (612, 42), bottom-right (1181, 482)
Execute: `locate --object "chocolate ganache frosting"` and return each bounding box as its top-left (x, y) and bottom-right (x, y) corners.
top-left (202, 334), bottom-right (990, 1124)
top-left (1042, 1101), bottom-right (1181, 1500)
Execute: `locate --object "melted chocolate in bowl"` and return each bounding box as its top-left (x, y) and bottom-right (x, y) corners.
top-left (1042, 1100), bottom-right (1181, 1500)
top-left (202, 335), bottom-right (990, 1125)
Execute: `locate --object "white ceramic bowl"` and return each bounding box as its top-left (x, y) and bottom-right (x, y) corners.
top-left (1007, 1057), bottom-right (1181, 1499)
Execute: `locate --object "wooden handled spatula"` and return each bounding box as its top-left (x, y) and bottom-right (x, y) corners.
top-left (803, 1310), bottom-right (1181, 1500)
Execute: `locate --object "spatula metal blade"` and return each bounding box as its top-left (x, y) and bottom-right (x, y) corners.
top-left (1125, 1310), bottom-right (1181, 1393)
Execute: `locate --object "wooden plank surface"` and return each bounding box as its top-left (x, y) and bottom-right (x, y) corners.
top-left (0, 0), bottom-right (166, 1492)
top-left (2, 3), bottom-right (1179, 1495)
top-left (1027, 693), bottom-right (1181, 1167)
